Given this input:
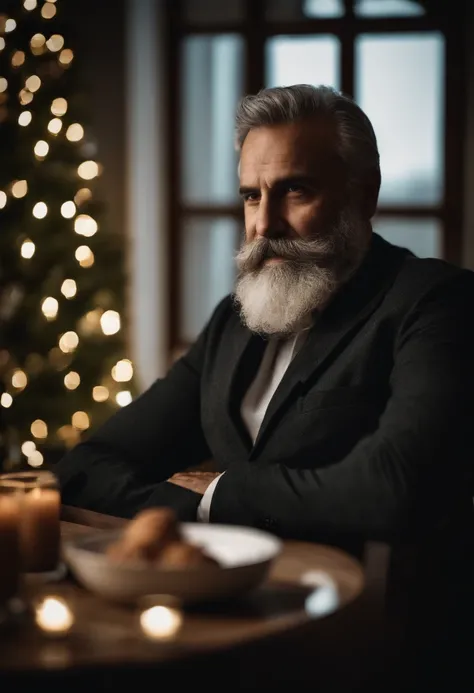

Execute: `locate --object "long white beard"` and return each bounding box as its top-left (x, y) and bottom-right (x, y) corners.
top-left (233, 210), bottom-right (369, 337)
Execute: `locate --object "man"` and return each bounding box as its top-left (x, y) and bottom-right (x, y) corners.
top-left (57, 82), bottom-right (473, 536)
top-left (56, 83), bottom-right (474, 549)
top-left (56, 83), bottom-right (474, 683)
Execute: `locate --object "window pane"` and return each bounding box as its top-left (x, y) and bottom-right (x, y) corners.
top-left (373, 217), bottom-right (442, 258)
top-left (183, 0), bottom-right (244, 24)
top-left (180, 217), bottom-right (240, 343)
top-left (356, 33), bottom-right (444, 206)
top-left (181, 35), bottom-right (244, 205)
top-left (355, 0), bottom-right (425, 16)
top-left (266, 0), bottom-right (344, 20)
top-left (266, 36), bottom-right (340, 89)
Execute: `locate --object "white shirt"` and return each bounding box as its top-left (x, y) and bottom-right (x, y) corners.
top-left (197, 331), bottom-right (309, 522)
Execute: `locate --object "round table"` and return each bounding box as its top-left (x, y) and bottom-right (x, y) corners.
top-left (0, 510), bottom-right (365, 689)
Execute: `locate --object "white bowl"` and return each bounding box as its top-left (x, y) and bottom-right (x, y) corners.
top-left (63, 523), bottom-right (282, 605)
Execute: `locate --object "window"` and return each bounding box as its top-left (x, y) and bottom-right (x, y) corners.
top-left (166, 0), bottom-right (466, 352)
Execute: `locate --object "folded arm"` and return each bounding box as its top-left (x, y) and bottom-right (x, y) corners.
top-left (54, 321), bottom-right (213, 519)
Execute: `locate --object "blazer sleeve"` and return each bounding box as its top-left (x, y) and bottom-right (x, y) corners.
top-left (54, 297), bottom-right (230, 519)
top-left (209, 272), bottom-right (474, 542)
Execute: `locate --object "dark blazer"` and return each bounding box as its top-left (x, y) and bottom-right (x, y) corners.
top-left (55, 233), bottom-right (474, 553)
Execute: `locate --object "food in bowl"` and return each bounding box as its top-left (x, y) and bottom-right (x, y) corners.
top-left (106, 507), bottom-right (219, 568)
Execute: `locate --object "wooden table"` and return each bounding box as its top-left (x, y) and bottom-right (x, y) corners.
top-left (0, 507), bottom-right (368, 691)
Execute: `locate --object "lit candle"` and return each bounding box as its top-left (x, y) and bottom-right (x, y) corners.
top-left (138, 594), bottom-right (183, 641)
top-left (34, 596), bottom-right (74, 636)
top-left (20, 486), bottom-right (60, 572)
top-left (0, 496), bottom-right (20, 604)
top-left (139, 605), bottom-right (183, 640)
top-left (0, 471), bottom-right (61, 573)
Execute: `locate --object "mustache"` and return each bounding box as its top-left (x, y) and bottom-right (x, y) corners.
top-left (235, 237), bottom-right (336, 274)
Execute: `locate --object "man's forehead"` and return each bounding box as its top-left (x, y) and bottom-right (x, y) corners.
top-left (239, 119), bottom-right (339, 180)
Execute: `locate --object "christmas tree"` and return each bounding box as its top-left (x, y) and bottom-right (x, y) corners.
top-left (0, 0), bottom-right (135, 470)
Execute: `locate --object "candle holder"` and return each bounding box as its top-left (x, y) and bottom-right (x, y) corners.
top-left (0, 470), bottom-right (64, 582)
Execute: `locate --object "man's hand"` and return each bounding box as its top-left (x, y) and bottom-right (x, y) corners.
top-left (167, 471), bottom-right (220, 495)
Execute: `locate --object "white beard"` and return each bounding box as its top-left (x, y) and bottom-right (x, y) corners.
top-left (234, 262), bottom-right (335, 336)
top-left (233, 209), bottom-right (369, 337)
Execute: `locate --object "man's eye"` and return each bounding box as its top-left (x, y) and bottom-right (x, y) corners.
top-left (243, 192), bottom-right (259, 202)
top-left (287, 185), bottom-right (305, 195)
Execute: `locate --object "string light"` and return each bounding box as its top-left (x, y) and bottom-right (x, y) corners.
top-left (25, 75), bottom-right (41, 92)
top-left (1, 393), bottom-right (13, 408)
top-left (19, 111), bottom-right (32, 126)
top-left (48, 117), bottom-right (62, 135)
top-left (78, 309), bottom-right (102, 336)
top-left (30, 33), bottom-right (45, 46)
top-left (19, 90), bottom-right (33, 105)
top-left (92, 386), bottom-right (109, 402)
top-left (12, 369), bottom-right (28, 389)
top-left (75, 245), bottom-right (94, 268)
top-left (77, 161), bottom-right (99, 180)
top-left (0, 38), bottom-right (4, 51)
top-left (12, 180), bottom-right (28, 198)
top-left (66, 123), bottom-right (84, 142)
top-left (11, 51), bottom-right (25, 67)
top-left (61, 201), bottom-right (76, 218)
top-left (60, 279), bottom-right (77, 299)
top-left (28, 450), bottom-right (44, 467)
top-left (116, 391), bottom-right (132, 407)
top-left (64, 371), bottom-right (80, 390)
top-left (23, 0), bottom-right (37, 10)
top-left (33, 201), bottom-right (48, 218)
top-left (34, 140), bottom-right (49, 159)
top-left (46, 34), bottom-right (64, 52)
top-left (72, 411), bottom-right (89, 430)
top-left (5, 19), bottom-right (17, 33)
top-left (74, 188), bottom-right (91, 205)
top-left (51, 97), bottom-right (67, 116)
top-left (41, 297), bottom-right (59, 321)
top-left (21, 240), bottom-right (35, 258)
top-left (21, 441), bottom-right (36, 456)
top-left (31, 419), bottom-right (48, 438)
top-left (74, 215), bottom-right (98, 237)
top-left (30, 34), bottom-right (46, 56)
top-left (100, 310), bottom-right (120, 336)
top-left (41, 3), bottom-right (56, 19)
top-left (57, 425), bottom-right (80, 447)
top-left (58, 331), bottom-right (79, 353)
top-left (112, 359), bottom-right (133, 382)
top-left (0, 78), bottom-right (8, 93)
top-left (59, 49), bottom-right (74, 66)
top-left (0, 191), bottom-right (7, 209)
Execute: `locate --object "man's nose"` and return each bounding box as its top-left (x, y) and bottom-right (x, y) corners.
top-left (255, 198), bottom-right (286, 238)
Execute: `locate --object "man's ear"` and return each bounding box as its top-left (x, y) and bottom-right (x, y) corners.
top-left (361, 170), bottom-right (381, 220)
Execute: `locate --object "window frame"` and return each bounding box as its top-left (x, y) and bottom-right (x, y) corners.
top-left (165, 0), bottom-right (468, 354)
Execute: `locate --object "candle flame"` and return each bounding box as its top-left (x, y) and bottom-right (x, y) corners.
top-left (35, 596), bottom-right (74, 634)
top-left (139, 605), bottom-right (182, 640)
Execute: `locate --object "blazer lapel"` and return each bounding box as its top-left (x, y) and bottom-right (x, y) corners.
top-left (218, 314), bottom-right (267, 452)
top-left (250, 234), bottom-right (409, 456)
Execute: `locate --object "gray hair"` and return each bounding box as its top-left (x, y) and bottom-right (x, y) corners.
top-left (235, 84), bottom-right (380, 186)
